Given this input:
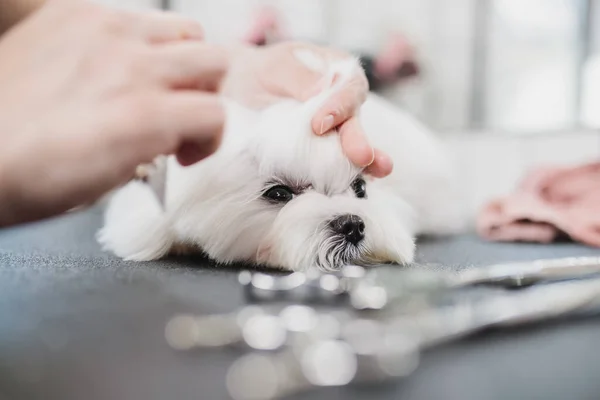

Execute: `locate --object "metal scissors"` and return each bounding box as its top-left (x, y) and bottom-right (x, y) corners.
top-left (133, 156), bottom-right (168, 209)
top-left (171, 276), bottom-right (600, 400)
top-left (167, 258), bottom-right (600, 400)
top-left (238, 256), bottom-right (600, 310)
top-left (456, 256), bottom-right (600, 288)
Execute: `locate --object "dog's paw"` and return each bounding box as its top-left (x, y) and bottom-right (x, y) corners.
top-left (97, 181), bottom-right (173, 261)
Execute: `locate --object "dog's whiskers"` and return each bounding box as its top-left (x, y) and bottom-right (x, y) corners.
top-left (313, 230), bottom-right (368, 272)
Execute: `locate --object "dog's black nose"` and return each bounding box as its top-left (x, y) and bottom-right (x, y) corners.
top-left (330, 214), bottom-right (365, 245)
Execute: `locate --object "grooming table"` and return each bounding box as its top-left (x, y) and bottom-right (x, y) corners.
top-left (0, 205), bottom-right (599, 400)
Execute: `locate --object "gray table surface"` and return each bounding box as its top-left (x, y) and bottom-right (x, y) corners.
top-left (0, 205), bottom-right (599, 400)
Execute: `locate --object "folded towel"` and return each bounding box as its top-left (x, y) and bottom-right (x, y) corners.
top-left (477, 162), bottom-right (600, 247)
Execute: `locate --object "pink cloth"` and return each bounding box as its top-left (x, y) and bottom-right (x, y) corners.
top-left (476, 162), bottom-right (600, 247)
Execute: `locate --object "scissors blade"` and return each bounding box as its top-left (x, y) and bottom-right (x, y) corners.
top-left (457, 256), bottom-right (600, 288)
top-left (135, 156), bottom-right (167, 209)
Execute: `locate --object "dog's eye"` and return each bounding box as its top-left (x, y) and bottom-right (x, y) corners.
top-left (263, 185), bottom-right (294, 203)
top-left (351, 177), bottom-right (367, 199)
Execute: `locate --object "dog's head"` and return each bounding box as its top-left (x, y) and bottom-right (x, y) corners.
top-left (172, 66), bottom-right (415, 271)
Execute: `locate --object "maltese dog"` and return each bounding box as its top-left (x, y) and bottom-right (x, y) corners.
top-left (97, 53), bottom-right (462, 271)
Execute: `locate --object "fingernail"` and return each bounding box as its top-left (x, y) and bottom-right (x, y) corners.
top-left (358, 148), bottom-right (376, 168)
top-left (367, 148), bottom-right (376, 166)
top-left (319, 115), bottom-right (335, 134)
top-left (365, 150), bottom-right (393, 177)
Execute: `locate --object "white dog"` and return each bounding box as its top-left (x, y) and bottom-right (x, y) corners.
top-left (97, 55), bottom-right (462, 271)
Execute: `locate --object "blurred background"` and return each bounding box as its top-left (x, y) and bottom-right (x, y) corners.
top-left (96, 0), bottom-right (600, 216)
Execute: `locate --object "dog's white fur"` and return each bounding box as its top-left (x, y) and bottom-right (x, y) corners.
top-left (97, 56), bottom-right (463, 271)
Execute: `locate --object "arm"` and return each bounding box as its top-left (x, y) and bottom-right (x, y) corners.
top-left (0, 0), bottom-right (46, 35)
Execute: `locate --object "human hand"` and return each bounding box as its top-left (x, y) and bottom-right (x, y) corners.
top-left (0, 0), bottom-right (227, 226)
top-left (220, 41), bottom-right (393, 178)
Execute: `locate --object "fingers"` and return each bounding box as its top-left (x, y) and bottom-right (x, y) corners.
top-left (311, 76), bottom-right (368, 135)
top-left (257, 43), bottom-right (323, 100)
top-left (160, 93), bottom-right (225, 165)
top-left (338, 117), bottom-right (394, 178)
top-left (259, 42), bottom-right (359, 102)
top-left (176, 141), bottom-right (219, 167)
top-left (338, 117), bottom-right (374, 168)
top-left (365, 149), bottom-right (394, 178)
top-left (125, 11), bottom-right (225, 166)
top-left (152, 42), bottom-right (228, 90)
top-left (132, 10), bottom-right (204, 43)
top-left (256, 42), bottom-right (387, 176)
